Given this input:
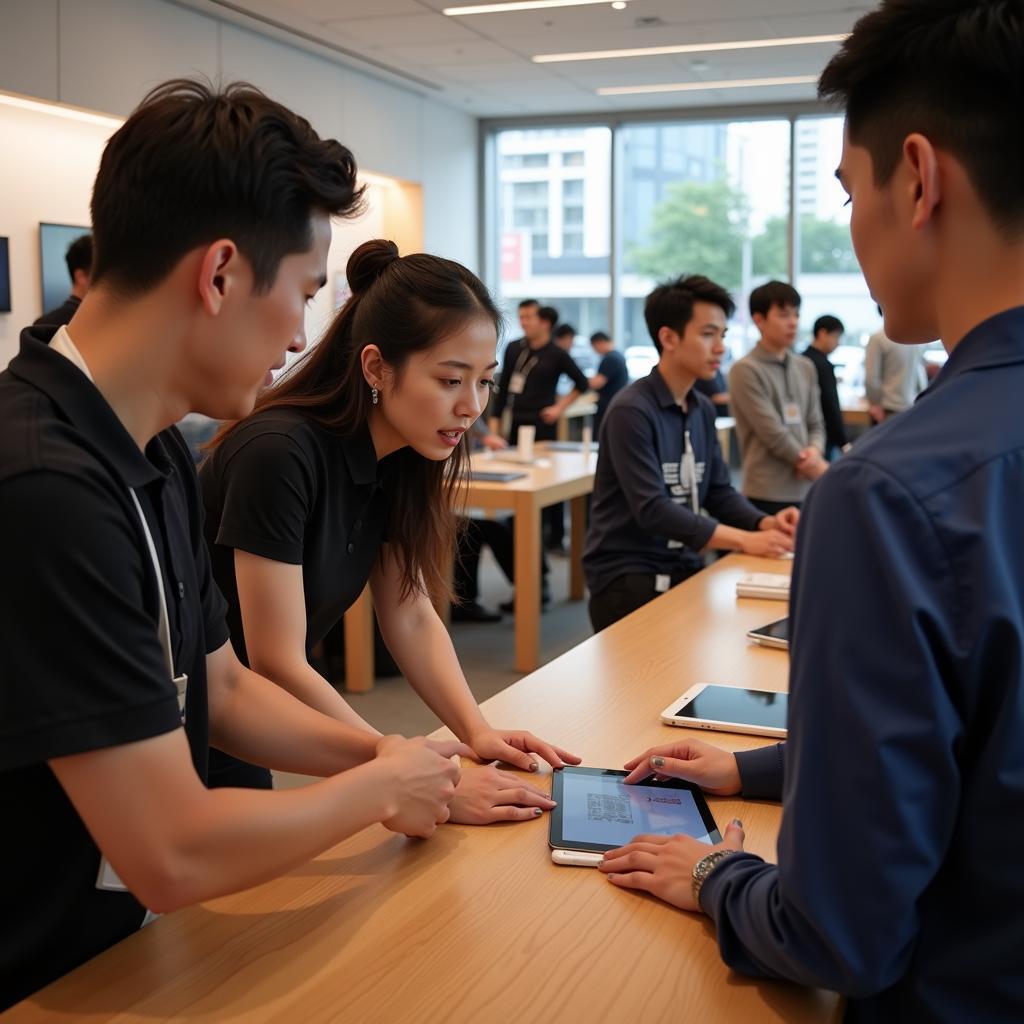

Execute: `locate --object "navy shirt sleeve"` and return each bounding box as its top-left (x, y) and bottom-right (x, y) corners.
top-left (0, 471), bottom-right (181, 770)
top-left (603, 403), bottom-right (719, 550)
top-left (735, 743), bottom-right (785, 801)
top-left (698, 404), bottom-right (765, 530)
top-left (213, 430), bottom-right (316, 566)
top-left (700, 456), bottom-right (963, 997)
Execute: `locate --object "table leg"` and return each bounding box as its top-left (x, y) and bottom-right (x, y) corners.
top-left (343, 584), bottom-right (375, 693)
top-left (569, 494), bottom-right (586, 600)
top-left (513, 497), bottom-right (541, 673)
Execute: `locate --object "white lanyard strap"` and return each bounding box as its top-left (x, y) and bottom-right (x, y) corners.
top-left (681, 429), bottom-right (700, 515)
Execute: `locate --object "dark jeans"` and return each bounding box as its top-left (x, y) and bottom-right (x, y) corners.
top-left (208, 747), bottom-right (273, 790)
top-left (455, 516), bottom-right (548, 602)
top-left (588, 567), bottom-right (700, 633)
top-left (509, 418), bottom-right (564, 547)
top-left (747, 497), bottom-right (802, 516)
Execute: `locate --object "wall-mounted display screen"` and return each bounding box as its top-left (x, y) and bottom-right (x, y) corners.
top-left (40, 223), bottom-right (89, 313)
top-left (0, 237), bottom-right (11, 313)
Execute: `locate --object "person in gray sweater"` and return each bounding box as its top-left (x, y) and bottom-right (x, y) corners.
top-left (728, 281), bottom-right (827, 513)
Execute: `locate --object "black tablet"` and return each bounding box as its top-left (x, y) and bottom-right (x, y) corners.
top-left (549, 766), bottom-right (722, 854)
top-left (746, 617), bottom-right (789, 650)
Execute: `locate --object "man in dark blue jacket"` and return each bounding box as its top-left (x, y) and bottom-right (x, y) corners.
top-left (601, 3), bottom-right (1024, 1020)
top-left (584, 275), bottom-right (797, 632)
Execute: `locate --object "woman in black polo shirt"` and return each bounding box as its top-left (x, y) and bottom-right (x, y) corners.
top-left (201, 240), bottom-right (578, 821)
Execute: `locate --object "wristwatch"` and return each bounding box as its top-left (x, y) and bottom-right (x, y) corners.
top-left (691, 848), bottom-right (742, 907)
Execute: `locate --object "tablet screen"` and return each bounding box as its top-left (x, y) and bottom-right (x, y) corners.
top-left (673, 685), bottom-right (787, 730)
top-left (551, 768), bottom-right (720, 852)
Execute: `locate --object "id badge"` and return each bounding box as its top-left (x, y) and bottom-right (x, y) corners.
top-left (783, 402), bottom-right (802, 426)
top-left (508, 372), bottom-right (527, 396)
top-left (655, 574), bottom-right (671, 593)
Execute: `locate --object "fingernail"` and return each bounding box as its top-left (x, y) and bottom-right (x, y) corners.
top-left (529, 762), bottom-right (538, 772)
top-left (533, 808), bottom-right (543, 817)
top-left (732, 818), bottom-right (743, 829)
top-left (651, 756), bottom-right (665, 768)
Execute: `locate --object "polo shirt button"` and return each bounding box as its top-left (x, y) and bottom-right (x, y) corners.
top-left (347, 542), bottom-right (355, 554)
top-left (177, 581), bottom-right (185, 598)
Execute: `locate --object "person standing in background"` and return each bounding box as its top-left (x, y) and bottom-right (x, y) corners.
top-left (728, 281), bottom-right (827, 514)
top-left (33, 234), bottom-right (93, 329)
top-left (588, 330), bottom-right (628, 438)
top-left (804, 314), bottom-right (849, 459)
top-left (864, 318), bottom-right (927, 421)
top-left (553, 322), bottom-right (575, 352)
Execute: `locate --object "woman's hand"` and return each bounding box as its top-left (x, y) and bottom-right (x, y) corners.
top-left (448, 762), bottom-right (556, 824)
top-left (622, 737), bottom-right (742, 795)
top-left (466, 727), bottom-right (582, 773)
top-left (599, 819), bottom-right (747, 912)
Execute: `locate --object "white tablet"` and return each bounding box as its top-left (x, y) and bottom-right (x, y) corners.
top-left (660, 683), bottom-right (788, 738)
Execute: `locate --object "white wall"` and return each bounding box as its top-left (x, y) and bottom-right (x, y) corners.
top-left (0, 0), bottom-right (479, 361)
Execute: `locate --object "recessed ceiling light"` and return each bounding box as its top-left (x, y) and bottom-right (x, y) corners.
top-left (597, 74), bottom-right (819, 96)
top-left (445, 0), bottom-right (625, 14)
top-left (611, 1), bottom-right (627, 8)
top-left (535, 33), bottom-right (846, 62)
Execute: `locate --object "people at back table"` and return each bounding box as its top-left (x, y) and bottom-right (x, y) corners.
top-left (803, 314), bottom-right (849, 460)
top-left (600, 2), bottom-right (1024, 1019)
top-left (32, 233), bottom-right (93, 330)
top-left (588, 330), bottom-right (628, 437)
top-left (583, 274), bottom-right (798, 633)
top-left (728, 280), bottom-right (828, 515)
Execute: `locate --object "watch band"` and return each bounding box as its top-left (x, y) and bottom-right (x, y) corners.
top-left (691, 848), bottom-right (742, 906)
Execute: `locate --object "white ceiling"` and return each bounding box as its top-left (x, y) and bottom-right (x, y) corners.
top-left (207, 0), bottom-right (873, 117)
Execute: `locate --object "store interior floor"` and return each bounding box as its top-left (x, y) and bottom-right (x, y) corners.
top-left (273, 547), bottom-right (592, 789)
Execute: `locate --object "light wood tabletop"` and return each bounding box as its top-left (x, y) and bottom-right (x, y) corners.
top-left (6, 553), bottom-right (839, 1024)
top-left (343, 445), bottom-right (597, 691)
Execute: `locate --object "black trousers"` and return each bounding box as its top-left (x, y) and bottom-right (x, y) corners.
top-left (454, 516), bottom-right (549, 602)
top-left (509, 418), bottom-right (564, 546)
top-left (588, 567), bottom-right (700, 633)
top-left (746, 497), bottom-right (801, 516)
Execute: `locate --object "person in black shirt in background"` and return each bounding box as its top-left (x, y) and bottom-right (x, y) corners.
top-left (804, 314), bottom-right (849, 459)
top-left (553, 321), bottom-right (576, 352)
top-left (491, 299), bottom-right (589, 553)
top-left (33, 232), bottom-right (93, 329)
top-left (588, 330), bottom-right (628, 437)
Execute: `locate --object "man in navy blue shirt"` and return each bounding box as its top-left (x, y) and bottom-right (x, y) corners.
top-left (601, 3), bottom-right (1024, 1019)
top-left (588, 331), bottom-right (628, 436)
top-left (584, 275), bottom-right (797, 632)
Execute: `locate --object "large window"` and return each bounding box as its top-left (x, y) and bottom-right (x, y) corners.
top-left (492, 127), bottom-right (612, 353)
top-left (486, 113), bottom-right (880, 387)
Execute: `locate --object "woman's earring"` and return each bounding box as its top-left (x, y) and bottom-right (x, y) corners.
top-left (371, 387), bottom-right (379, 406)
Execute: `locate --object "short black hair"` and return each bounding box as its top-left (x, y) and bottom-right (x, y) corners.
top-left (813, 314), bottom-right (845, 337)
top-left (518, 298), bottom-right (540, 310)
top-left (590, 331), bottom-right (611, 345)
top-left (65, 235), bottom-right (93, 282)
top-left (554, 323), bottom-right (575, 340)
top-left (90, 79), bottom-right (364, 298)
top-left (749, 280), bottom-right (801, 319)
top-left (818, 0), bottom-right (1024, 237)
top-left (538, 305), bottom-right (559, 327)
top-left (644, 275), bottom-right (735, 354)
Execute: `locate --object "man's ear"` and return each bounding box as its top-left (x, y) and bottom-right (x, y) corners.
top-left (902, 133), bottom-right (942, 233)
top-left (658, 326), bottom-right (680, 352)
top-left (197, 239), bottom-right (244, 316)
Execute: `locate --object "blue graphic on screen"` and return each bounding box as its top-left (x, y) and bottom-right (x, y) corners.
top-left (561, 773), bottom-right (714, 847)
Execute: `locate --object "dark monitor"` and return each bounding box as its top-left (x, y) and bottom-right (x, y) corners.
top-left (39, 223), bottom-right (89, 313)
top-left (0, 237), bottom-right (10, 313)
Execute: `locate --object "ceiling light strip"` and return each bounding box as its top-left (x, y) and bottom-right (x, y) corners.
top-left (445, 0), bottom-right (619, 13)
top-left (535, 33), bottom-right (846, 63)
top-left (597, 75), bottom-right (818, 96)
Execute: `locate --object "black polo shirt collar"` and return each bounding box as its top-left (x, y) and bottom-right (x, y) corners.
top-left (340, 421), bottom-right (381, 487)
top-left (11, 326), bottom-right (165, 489)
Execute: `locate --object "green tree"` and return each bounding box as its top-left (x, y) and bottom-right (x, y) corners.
top-left (629, 178), bottom-right (749, 291)
top-left (799, 217), bottom-right (859, 274)
top-left (751, 215), bottom-right (787, 280)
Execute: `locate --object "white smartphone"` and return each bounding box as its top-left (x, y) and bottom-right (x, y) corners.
top-left (550, 849), bottom-right (605, 868)
top-left (660, 683), bottom-right (787, 738)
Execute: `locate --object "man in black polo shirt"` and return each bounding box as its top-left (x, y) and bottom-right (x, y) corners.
top-left (803, 314), bottom-right (849, 459)
top-left (33, 232), bottom-right (92, 329)
top-left (0, 80), bottom-right (465, 1011)
top-left (584, 275), bottom-right (797, 632)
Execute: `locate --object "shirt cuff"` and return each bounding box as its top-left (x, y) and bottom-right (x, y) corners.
top-left (736, 743), bottom-right (785, 801)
